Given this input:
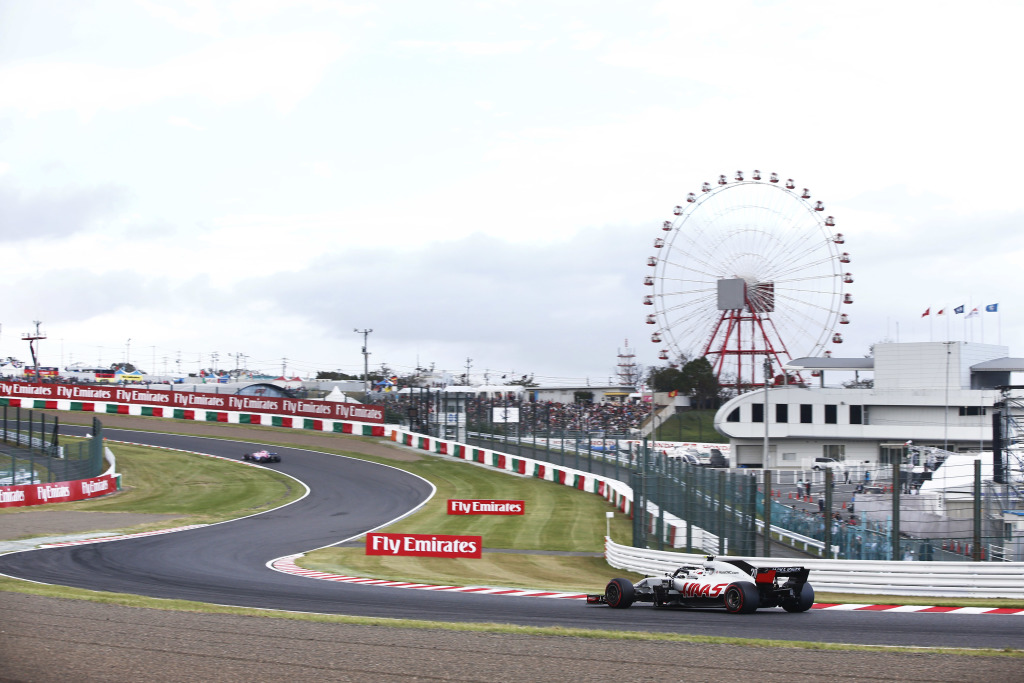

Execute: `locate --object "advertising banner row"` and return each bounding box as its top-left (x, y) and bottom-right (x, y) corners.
top-left (0, 472), bottom-right (121, 508)
top-left (0, 381), bottom-right (384, 424)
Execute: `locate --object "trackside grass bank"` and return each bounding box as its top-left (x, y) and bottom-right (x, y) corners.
top-left (0, 439), bottom-right (305, 530)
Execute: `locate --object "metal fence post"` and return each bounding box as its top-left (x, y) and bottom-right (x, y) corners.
top-left (824, 468), bottom-right (833, 558)
top-left (717, 470), bottom-right (726, 555)
top-left (973, 459), bottom-right (982, 561)
top-left (892, 461), bottom-right (901, 561)
top-left (763, 468), bottom-right (772, 557)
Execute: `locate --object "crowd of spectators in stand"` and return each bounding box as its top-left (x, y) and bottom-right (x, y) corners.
top-left (466, 398), bottom-right (652, 434)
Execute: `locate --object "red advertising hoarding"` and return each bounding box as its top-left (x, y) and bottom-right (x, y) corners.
top-left (365, 532), bottom-right (482, 558)
top-left (447, 499), bottom-right (525, 515)
top-left (0, 473), bottom-right (120, 508)
top-left (0, 381), bottom-right (384, 424)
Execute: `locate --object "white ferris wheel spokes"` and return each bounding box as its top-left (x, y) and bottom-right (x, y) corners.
top-left (644, 171), bottom-right (852, 388)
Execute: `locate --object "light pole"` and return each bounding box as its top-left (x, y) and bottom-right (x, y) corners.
top-left (762, 356), bottom-right (772, 467)
top-left (354, 328), bottom-right (373, 397)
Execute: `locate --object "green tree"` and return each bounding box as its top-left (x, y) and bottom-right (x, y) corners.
top-left (680, 357), bottom-right (719, 409)
top-left (647, 366), bottom-right (685, 393)
top-left (316, 370), bottom-right (357, 380)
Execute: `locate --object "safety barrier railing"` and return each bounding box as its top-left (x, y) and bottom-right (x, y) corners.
top-left (603, 537), bottom-right (1024, 599)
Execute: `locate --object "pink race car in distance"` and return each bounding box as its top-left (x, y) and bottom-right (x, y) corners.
top-left (242, 450), bottom-right (281, 464)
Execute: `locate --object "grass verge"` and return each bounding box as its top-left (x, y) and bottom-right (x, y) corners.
top-left (0, 438), bottom-right (305, 533)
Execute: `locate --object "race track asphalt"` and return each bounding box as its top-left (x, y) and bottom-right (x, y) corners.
top-left (0, 426), bottom-right (1021, 651)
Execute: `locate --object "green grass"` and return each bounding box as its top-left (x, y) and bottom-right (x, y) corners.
top-left (0, 438), bottom-right (305, 529)
top-left (650, 409), bottom-right (724, 443)
top-left (344, 456), bottom-right (630, 551)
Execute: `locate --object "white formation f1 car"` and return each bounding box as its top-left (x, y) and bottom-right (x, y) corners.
top-left (587, 556), bottom-right (814, 614)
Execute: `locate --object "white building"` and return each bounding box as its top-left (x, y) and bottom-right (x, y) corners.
top-left (713, 341), bottom-right (1024, 470)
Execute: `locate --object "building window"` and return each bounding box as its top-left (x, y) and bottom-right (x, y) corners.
top-left (823, 444), bottom-right (845, 460)
top-left (879, 444), bottom-right (907, 467)
top-left (824, 404), bottom-right (837, 424)
top-left (776, 403), bottom-right (788, 423)
top-left (800, 404), bottom-right (813, 423)
top-left (727, 408), bottom-right (740, 422)
top-left (850, 405), bottom-right (863, 424)
top-left (752, 403), bottom-right (764, 423)
top-left (958, 406), bottom-right (987, 416)
top-left (782, 452), bottom-right (797, 461)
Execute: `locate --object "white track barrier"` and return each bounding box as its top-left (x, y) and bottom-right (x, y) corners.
top-left (604, 538), bottom-right (1024, 599)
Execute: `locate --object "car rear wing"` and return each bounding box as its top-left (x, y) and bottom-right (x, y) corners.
top-left (721, 559), bottom-right (809, 585)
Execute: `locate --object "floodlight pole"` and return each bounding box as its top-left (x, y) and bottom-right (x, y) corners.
top-left (22, 321), bottom-right (46, 382)
top-left (355, 328), bottom-right (373, 396)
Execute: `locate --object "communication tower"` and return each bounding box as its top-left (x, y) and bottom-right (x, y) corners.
top-left (616, 339), bottom-right (640, 387)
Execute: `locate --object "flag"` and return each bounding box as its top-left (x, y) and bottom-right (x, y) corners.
top-left (954, 305), bottom-right (965, 314)
top-left (921, 308), bottom-right (930, 317)
top-left (966, 307), bottom-right (979, 319)
top-left (937, 308), bottom-right (945, 316)
top-left (986, 303), bottom-right (999, 312)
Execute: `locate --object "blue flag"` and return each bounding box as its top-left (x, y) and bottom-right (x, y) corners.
top-left (986, 303), bottom-right (999, 312)
top-left (954, 305), bottom-right (964, 314)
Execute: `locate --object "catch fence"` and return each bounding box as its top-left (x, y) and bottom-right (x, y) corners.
top-left (0, 404), bottom-right (105, 485)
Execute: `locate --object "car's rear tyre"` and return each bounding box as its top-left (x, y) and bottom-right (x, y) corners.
top-left (783, 583), bottom-right (815, 612)
top-left (605, 578), bottom-right (635, 609)
top-left (723, 582), bottom-right (759, 614)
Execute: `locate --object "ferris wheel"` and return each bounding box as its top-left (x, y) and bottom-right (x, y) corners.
top-left (643, 170), bottom-right (852, 388)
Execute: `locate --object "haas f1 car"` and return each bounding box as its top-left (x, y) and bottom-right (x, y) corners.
top-left (242, 450), bottom-right (281, 464)
top-left (588, 556), bottom-right (814, 614)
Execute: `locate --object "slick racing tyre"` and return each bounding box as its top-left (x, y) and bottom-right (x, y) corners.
top-left (783, 583), bottom-right (815, 613)
top-left (723, 582), bottom-right (760, 614)
top-left (605, 578), bottom-right (635, 609)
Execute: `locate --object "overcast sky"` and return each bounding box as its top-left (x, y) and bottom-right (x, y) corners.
top-left (1, 1), bottom-right (1021, 385)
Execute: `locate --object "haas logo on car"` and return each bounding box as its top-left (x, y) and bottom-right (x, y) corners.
top-left (677, 582), bottom-right (728, 598)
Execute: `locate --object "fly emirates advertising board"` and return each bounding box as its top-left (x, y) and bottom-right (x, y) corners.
top-left (364, 500), bottom-right (525, 558)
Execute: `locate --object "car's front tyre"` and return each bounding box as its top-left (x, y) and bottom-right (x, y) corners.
top-left (605, 578), bottom-right (635, 609)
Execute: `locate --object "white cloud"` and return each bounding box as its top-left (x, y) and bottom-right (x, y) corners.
top-left (134, 0), bottom-right (224, 37)
top-left (395, 40), bottom-right (534, 56)
top-left (167, 115), bottom-right (205, 130)
top-left (0, 33), bottom-right (348, 117)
